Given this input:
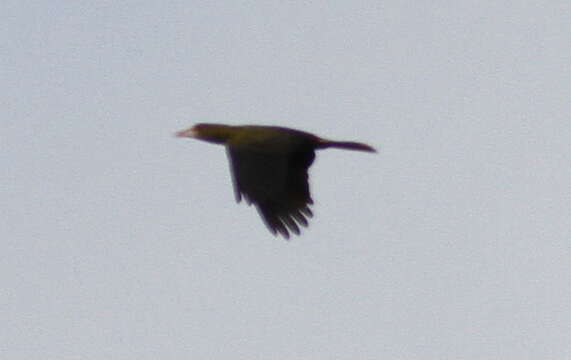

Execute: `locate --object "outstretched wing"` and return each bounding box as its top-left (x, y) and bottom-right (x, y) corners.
top-left (226, 146), bottom-right (315, 239)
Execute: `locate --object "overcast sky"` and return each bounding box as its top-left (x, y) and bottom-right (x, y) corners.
top-left (3, 1), bottom-right (571, 359)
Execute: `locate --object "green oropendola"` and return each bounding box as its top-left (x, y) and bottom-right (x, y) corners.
top-left (175, 123), bottom-right (376, 239)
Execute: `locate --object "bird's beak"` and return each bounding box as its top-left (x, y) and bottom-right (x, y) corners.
top-left (174, 127), bottom-right (197, 138)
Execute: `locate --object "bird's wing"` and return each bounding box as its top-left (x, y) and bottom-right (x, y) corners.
top-left (226, 146), bottom-right (314, 239)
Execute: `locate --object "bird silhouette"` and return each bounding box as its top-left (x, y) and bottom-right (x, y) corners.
top-left (176, 123), bottom-right (376, 239)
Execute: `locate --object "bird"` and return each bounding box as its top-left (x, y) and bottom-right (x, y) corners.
top-left (175, 123), bottom-right (376, 239)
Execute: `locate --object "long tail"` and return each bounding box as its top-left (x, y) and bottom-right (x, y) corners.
top-left (317, 139), bottom-right (377, 153)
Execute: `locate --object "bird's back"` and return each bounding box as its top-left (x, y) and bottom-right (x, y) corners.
top-left (227, 125), bottom-right (319, 153)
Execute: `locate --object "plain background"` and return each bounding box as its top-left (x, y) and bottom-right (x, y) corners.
top-left (3, 1), bottom-right (571, 359)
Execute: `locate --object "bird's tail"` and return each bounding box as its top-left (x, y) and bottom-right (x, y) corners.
top-left (317, 139), bottom-right (377, 153)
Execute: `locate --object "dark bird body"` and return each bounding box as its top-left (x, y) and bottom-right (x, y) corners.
top-left (176, 123), bottom-right (376, 239)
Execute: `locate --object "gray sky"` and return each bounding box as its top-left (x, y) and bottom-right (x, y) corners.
top-left (3, 1), bottom-right (571, 359)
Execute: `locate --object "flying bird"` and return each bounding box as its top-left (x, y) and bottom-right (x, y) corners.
top-left (175, 123), bottom-right (376, 239)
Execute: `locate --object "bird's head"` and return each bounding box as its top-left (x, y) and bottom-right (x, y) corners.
top-left (175, 123), bottom-right (234, 144)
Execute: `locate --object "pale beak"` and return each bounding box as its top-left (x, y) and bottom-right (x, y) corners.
top-left (174, 127), bottom-right (197, 138)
